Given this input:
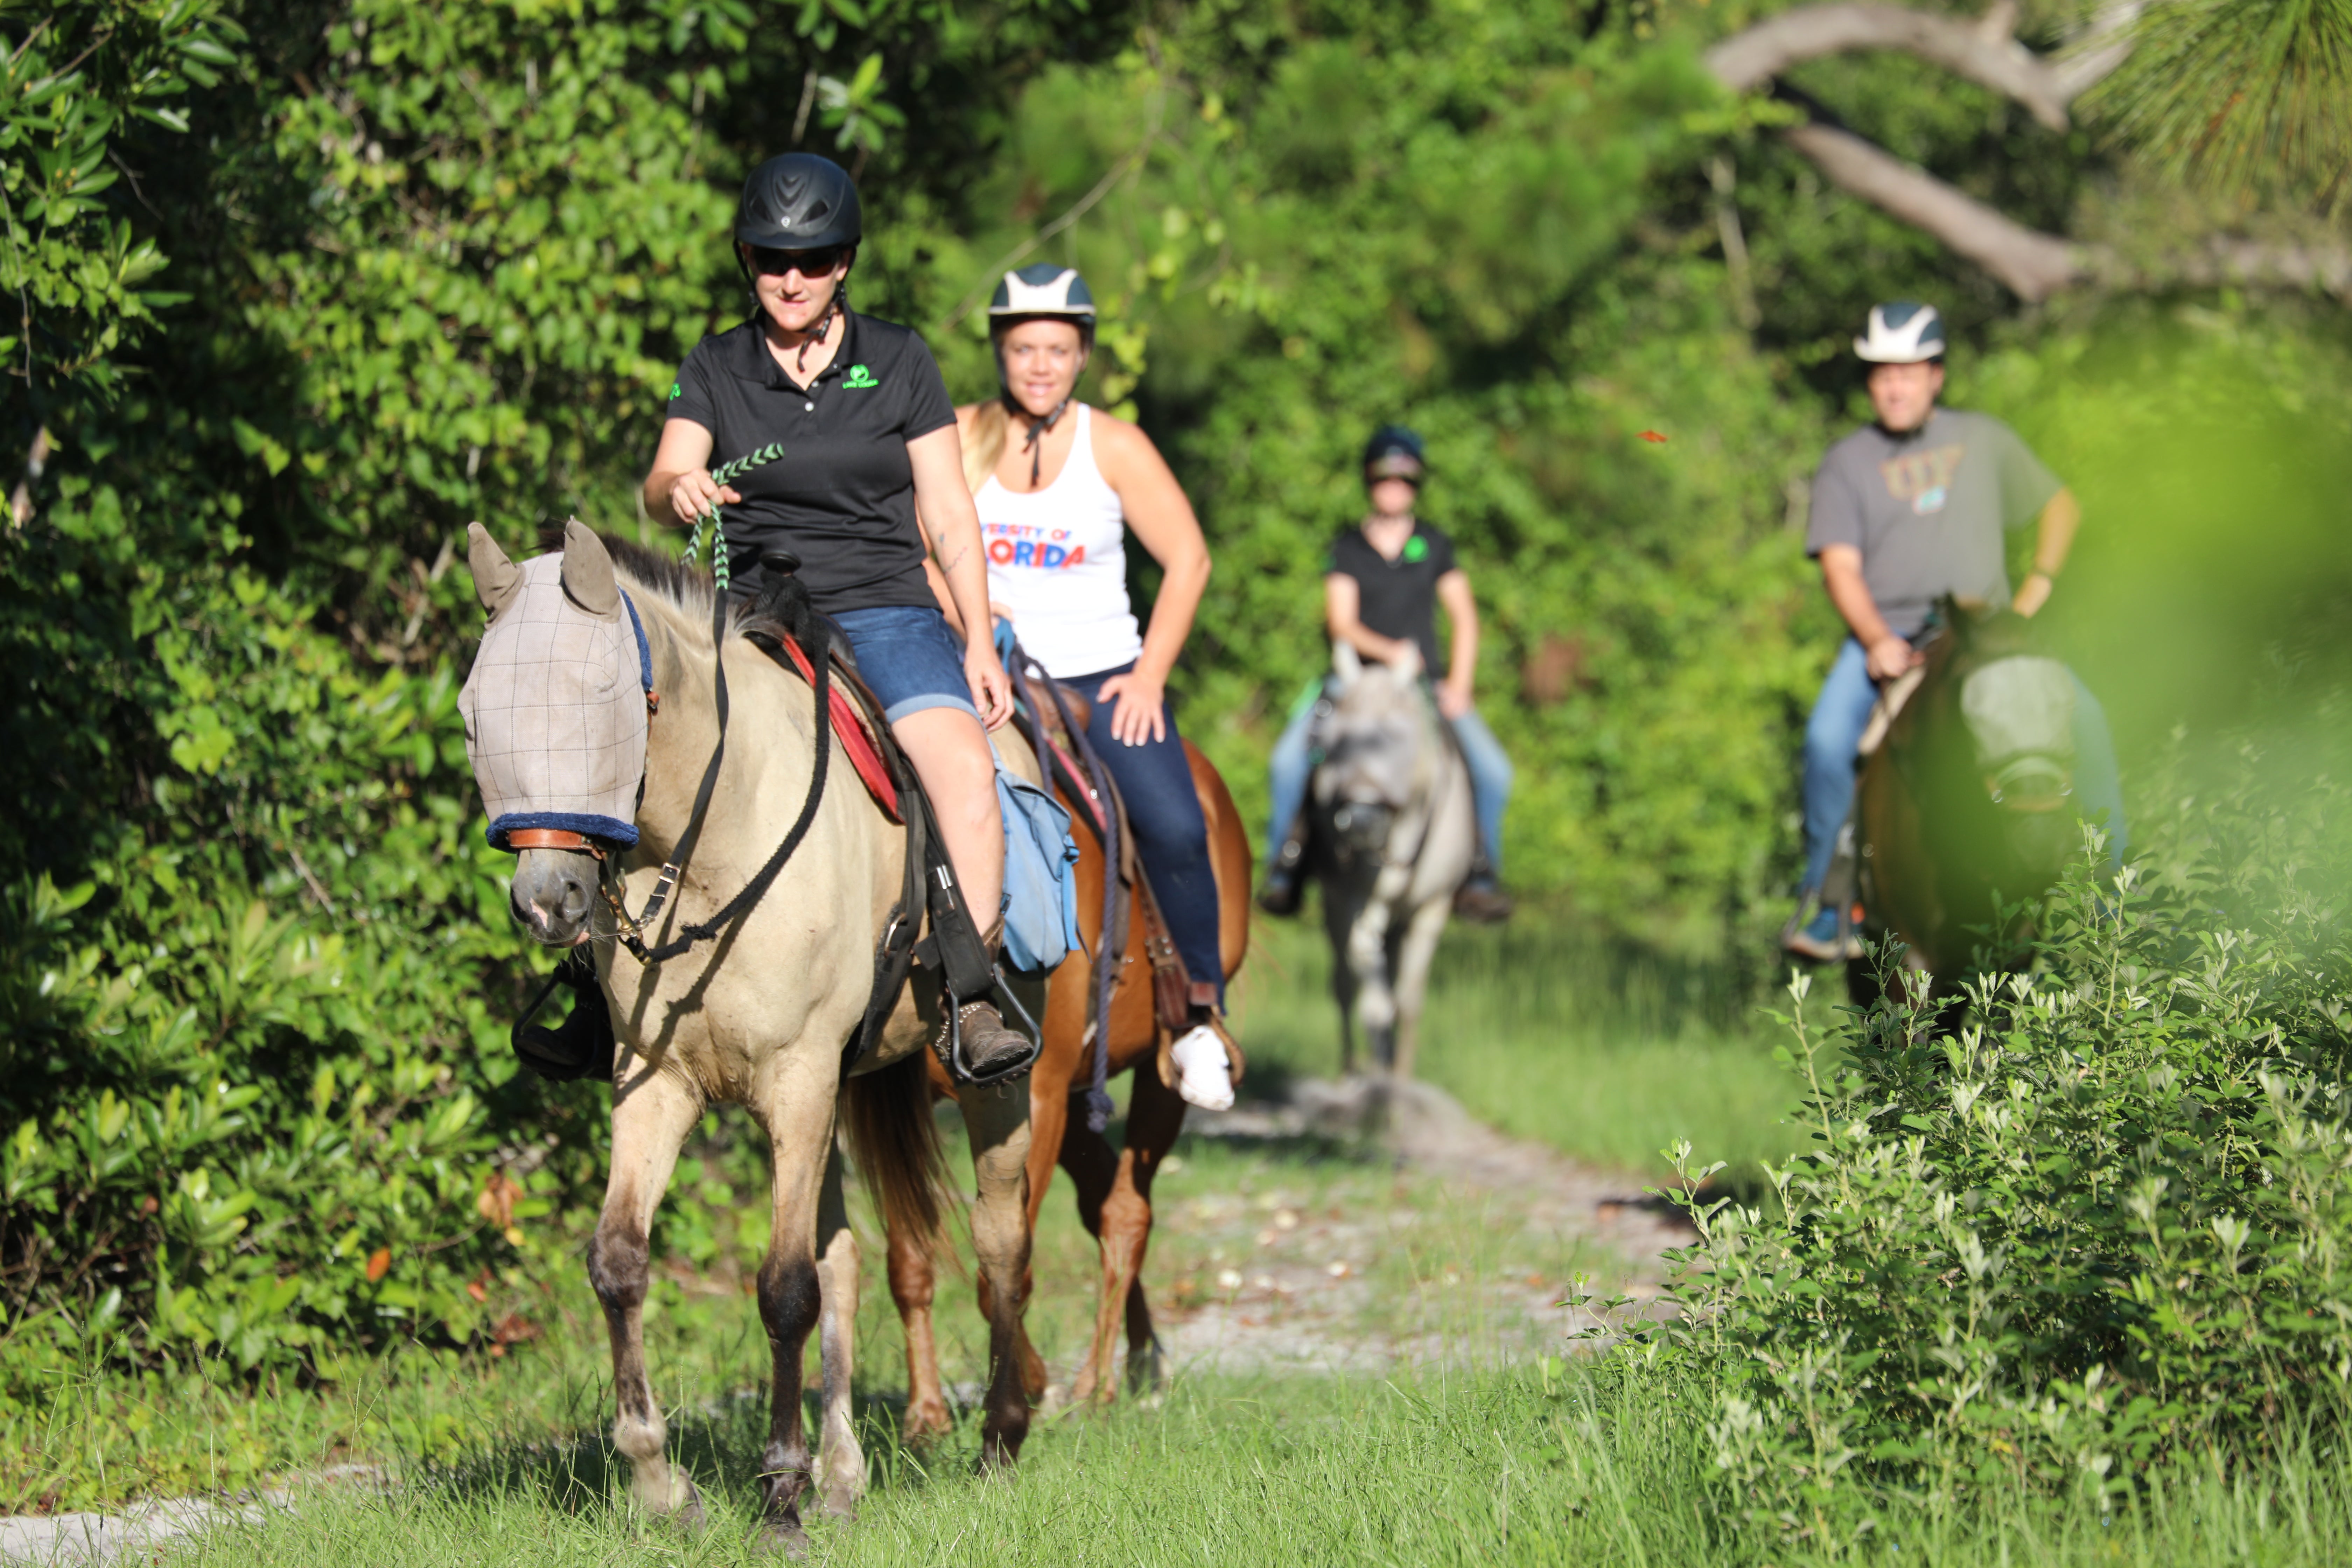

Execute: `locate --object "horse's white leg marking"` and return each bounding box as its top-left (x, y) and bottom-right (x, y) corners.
top-left (1348, 890), bottom-right (1399, 1069)
top-left (957, 1077), bottom-right (1034, 1466)
top-left (588, 1068), bottom-right (706, 1519)
top-left (1390, 893), bottom-right (1453, 1083)
top-left (813, 1139), bottom-right (864, 1517)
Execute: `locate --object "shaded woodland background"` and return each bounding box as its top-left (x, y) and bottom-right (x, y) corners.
top-left (3, 0), bottom-right (2349, 1382)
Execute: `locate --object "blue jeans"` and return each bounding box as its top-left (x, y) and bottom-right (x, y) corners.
top-left (1066, 663), bottom-right (1224, 1009)
top-left (831, 606), bottom-right (979, 724)
top-left (1801, 636), bottom-right (2127, 894)
top-left (1264, 682), bottom-right (1514, 877)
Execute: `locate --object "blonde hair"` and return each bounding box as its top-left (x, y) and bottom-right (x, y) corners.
top-left (961, 400), bottom-right (1009, 495)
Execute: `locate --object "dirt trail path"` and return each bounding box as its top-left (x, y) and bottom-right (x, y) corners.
top-left (1132, 1076), bottom-right (1695, 1382)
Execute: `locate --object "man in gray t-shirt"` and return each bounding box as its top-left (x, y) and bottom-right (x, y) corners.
top-left (1785, 301), bottom-right (2122, 962)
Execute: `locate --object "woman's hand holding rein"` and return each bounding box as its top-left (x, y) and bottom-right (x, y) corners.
top-left (667, 468), bottom-right (741, 528)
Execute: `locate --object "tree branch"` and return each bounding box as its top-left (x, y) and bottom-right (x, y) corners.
top-left (1704, 3), bottom-right (2074, 131)
top-left (1781, 122), bottom-right (2082, 300)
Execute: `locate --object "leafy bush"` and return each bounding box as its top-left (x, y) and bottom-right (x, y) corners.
top-left (1651, 718), bottom-right (2352, 1542)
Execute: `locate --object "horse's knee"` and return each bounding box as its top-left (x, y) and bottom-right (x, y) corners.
top-left (587, 1222), bottom-right (649, 1320)
top-left (758, 1251), bottom-right (821, 1348)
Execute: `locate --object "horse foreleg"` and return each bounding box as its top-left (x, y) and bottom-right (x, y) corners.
top-left (1009, 1075), bottom-right (1071, 1405)
top-left (1112, 1062), bottom-right (1186, 1399)
top-left (752, 1078), bottom-right (840, 1548)
top-left (589, 1068), bottom-right (706, 1524)
top-left (1347, 895), bottom-right (1400, 1072)
top-left (1056, 1101), bottom-right (1121, 1405)
top-left (1324, 895), bottom-right (1362, 1074)
top-left (1389, 895), bottom-right (1452, 1083)
top-left (812, 1141), bottom-right (864, 1519)
top-left (885, 1212), bottom-right (951, 1446)
top-left (955, 1077), bottom-right (1034, 1468)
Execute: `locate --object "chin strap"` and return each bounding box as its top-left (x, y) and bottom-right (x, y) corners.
top-left (1006, 391), bottom-right (1071, 487)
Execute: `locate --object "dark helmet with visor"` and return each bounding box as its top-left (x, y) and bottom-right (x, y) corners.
top-left (736, 153), bottom-right (863, 251)
top-left (1363, 424), bottom-right (1427, 484)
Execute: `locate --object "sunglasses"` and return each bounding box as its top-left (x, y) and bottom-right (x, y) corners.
top-left (749, 244), bottom-right (848, 278)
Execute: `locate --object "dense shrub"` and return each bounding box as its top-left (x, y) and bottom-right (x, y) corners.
top-left (1652, 718), bottom-right (2352, 1540)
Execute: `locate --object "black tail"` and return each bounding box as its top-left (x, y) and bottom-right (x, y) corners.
top-left (840, 1052), bottom-right (951, 1248)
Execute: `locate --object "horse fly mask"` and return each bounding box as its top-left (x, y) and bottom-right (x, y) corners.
top-left (459, 520), bottom-right (653, 859)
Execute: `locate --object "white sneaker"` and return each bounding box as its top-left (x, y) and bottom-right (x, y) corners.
top-left (1170, 1025), bottom-right (1235, 1111)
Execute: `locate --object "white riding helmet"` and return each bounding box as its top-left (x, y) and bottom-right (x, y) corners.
top-left (987, 264), bottom-right (1097, 321)
top-left (1854, 301), bottom-right (1947, 364)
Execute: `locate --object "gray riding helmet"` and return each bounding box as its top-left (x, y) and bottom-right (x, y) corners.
top-left (736, 153), bottom-right (863, 250)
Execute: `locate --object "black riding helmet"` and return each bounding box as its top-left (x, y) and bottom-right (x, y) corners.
top-left (735, 152), bottom-right (863, 250)
top-left (1363, 424), bottom-right (1427, 484)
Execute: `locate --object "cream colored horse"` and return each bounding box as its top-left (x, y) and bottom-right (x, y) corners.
top-left (459, 523), bottom-right (1035, 1550)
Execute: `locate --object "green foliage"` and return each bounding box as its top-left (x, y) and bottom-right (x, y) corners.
top-left (2086, 0), bottom-right (2352, 198)
top-left (1654, 724), bottom-right (2352, 1538)
top-left (0, 1), bottom-right (237, 412)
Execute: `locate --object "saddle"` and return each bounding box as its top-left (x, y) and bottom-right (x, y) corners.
top-left (992, 652), bottom-right (1228, 1128)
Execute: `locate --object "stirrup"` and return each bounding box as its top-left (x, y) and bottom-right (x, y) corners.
top-left (932, 978), bottom-right (1040, 1087)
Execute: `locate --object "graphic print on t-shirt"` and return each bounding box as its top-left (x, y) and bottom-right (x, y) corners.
top-left (983, 517), bottom-right (1087, 571)
top-left (1879, 443), bottom-right (1965, 516)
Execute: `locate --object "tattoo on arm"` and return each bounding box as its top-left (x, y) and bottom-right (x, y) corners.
top-left (940, 545), bottom-right (971, 575)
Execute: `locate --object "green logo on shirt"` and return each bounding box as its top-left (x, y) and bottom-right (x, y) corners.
top-left (1403, 535), bottom-right (1429, 564)
top-left (842, 364), bottom-right (880, 388)
top-left (668, 382), bottom-right (681, 400)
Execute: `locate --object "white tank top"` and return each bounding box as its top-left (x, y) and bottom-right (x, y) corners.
top-left (976, 404), bottom-right (1143, 678)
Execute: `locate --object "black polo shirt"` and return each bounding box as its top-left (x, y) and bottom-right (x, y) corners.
top-left (1326, 521), bottom-right (1460, 672)
top-left (666, 312), bottom-right (957, 613)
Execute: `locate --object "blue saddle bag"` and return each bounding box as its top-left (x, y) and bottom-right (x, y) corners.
top-left (994, 748), bottom-right (1082, 978)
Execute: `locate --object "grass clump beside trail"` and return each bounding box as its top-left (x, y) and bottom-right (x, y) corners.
top-left (1234, 916), bottom-right (1809, 1186)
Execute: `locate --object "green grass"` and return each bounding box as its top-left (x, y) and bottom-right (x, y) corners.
top-left (1231, 911), bottom-right (1811, 1184)
top-left (25, 919), bottom-right (2351, 1565)
top-left (142, 1365), bottom-right (2352, 1567)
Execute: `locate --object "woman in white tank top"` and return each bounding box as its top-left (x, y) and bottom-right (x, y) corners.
top-left (945, 263), bottom-right (1232, 1107)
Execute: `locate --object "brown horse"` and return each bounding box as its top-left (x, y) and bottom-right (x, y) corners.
top-left (459, 524), bottom-right (1037, 1548)
top-left (1854, 600), bottom-right (2087, 981)
top-left (883, 724), bottom-right (1252, 1431)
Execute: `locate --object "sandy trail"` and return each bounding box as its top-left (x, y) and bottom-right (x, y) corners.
top-left (1121, 1076), bottom-right (1695, 1383)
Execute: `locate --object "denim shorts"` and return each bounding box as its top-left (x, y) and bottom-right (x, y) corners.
top-left (831, 606), bottom-right (979, 724)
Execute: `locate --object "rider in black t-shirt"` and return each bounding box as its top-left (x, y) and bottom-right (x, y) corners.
top-left (1259, 425), bottom-right (1515, 923)
top-left (640, 154), bottom-right (1031, 1077)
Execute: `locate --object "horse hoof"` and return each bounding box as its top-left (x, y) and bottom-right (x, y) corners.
top-left (757, 1519), bottom-right (812, 1559)
top-left (657, 1482), bottom-right (707, 1534)
top-left (901, 1398), bottom-right (953, 1448)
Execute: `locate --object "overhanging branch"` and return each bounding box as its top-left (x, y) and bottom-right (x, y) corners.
top-left (1705, 2), bottom-right (2074, 131)
top-left (1782, 123), bottom-right (2082, 299)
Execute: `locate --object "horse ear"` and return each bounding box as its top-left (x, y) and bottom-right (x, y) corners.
top-left (559, 517), bottom-right (620, 618)
top-left (466, 523), bottom-right (522, 619)
top-left (1331, 641), bottom-right (1362, 687)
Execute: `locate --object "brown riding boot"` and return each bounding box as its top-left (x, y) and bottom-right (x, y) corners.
top-left (1452, 878), bottom-right (1514, 924)
top-left (947, 998), bottom-right (1038, 1082)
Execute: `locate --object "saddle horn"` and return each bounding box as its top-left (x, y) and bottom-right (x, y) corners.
top-left (466, 523), bottom-right (522, 620)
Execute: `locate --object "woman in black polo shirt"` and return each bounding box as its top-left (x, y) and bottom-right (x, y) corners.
top-left (642, 153), bottom-right (1030, 1076)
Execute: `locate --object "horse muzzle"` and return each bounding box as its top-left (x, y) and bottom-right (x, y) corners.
top-left (509, 846), bottom-right (599, 947)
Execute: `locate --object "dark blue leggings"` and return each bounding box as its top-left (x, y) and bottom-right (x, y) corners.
top-left (1064, 663), bottom-right (1224, 1009)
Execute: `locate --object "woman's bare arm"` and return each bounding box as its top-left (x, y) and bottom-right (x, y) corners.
top-left (1091, 414), bottom-right (1212, 744)
top-left (642, 419), bottom-right (737, 527)
top-left (907, 423), bottom-right (1013, 727)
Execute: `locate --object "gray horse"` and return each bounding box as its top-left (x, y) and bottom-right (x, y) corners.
top-left (1306, 644), bottom-right (1476, 1078)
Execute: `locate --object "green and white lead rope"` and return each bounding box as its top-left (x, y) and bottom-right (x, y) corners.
top-left (681, 441), bottom-right (790, 592)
